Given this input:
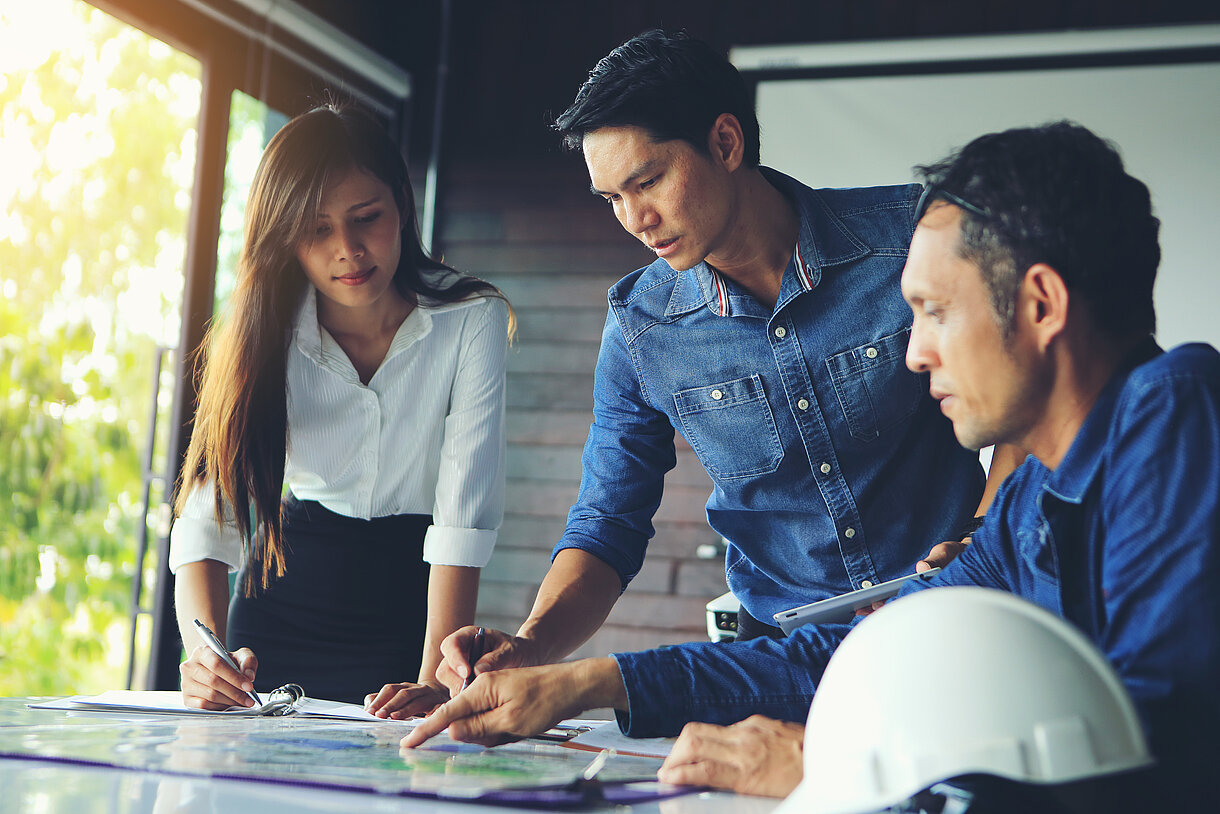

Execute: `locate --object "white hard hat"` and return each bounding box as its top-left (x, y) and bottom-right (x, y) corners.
top-left (776, 587), bottom-right (1152, 814)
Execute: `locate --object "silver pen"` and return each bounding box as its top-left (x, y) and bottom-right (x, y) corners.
top-left (193, 618), bottom-right (262, 706)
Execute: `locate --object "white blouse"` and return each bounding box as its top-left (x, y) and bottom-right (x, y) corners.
top-left (169, 282), bottom-right (508, 573)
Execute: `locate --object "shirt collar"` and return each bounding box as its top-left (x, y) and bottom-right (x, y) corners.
top-left (291, 282), bottom-right (441, 370)
top-left (1043, 337), bottom-right (1163, 504)
top-left (292, 285), bottom-right (325, 363)
top-left (763, 166), bottom-right (871, 278)
top-left (667, 167), bottom-right (871, 318)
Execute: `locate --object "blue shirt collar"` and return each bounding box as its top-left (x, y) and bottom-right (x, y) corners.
top-left (1044, 338), bottom-right (1163, 504)
top-left (766, 166), bottom-right (871, 274)
top-left (669, 167), bottom-right (872, 318)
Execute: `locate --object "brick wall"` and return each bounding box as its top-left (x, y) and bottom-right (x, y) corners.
top-left (434, 159), bottom-right (729, 658)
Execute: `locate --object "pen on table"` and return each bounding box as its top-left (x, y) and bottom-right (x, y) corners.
top-left (462, 626), bottom-right (486, 690)
top-left (193, 618), bottom-right (262, 707)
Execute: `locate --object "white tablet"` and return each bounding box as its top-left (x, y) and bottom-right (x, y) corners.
top-left (772, 568), bottom-right (942, 634)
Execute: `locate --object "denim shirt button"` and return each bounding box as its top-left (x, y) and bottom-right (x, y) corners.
top-left (797, 398), bottom-right (810, 411)
top-left (820, 462), bottom-right (832, 474)
top-left (844, 527), bottom-right (856, 539)
top-left (860, 579), bottom-right (874, 588)
top-left (774, 326), bottom-right (787, 338)
top-left (865, 346), bottom-right (879, 358)
top-left (711, 389), bottom-right (724, 400)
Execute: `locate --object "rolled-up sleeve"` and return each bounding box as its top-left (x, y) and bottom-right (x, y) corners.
top-left (168, 483), bottom-right (245, 573)
top-left (422, 526), bottom-right (498, 568)
top-left (423, 297), bottom-right (508, 568)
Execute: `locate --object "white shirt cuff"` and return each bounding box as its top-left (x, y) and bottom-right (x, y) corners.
top-left (422, 526), bottom-right (497, 567)
top-left (168, 515), bottom-right (244, 574)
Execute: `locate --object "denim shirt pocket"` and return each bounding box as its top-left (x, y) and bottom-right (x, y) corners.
top-left (674, 374), bottom-right (784, 480)
top-left (825, 328), bottom-right (923, 442)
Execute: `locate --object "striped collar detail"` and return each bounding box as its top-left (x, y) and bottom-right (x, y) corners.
top-left (703, 240), bottom-right (809, 317)
top-left (711, 267), bottom-right (730, 316)
top-left (794, 240), bottom-right (816, 292)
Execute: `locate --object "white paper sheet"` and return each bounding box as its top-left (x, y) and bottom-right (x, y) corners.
top-left (29, 690), bottom-right (418, 723)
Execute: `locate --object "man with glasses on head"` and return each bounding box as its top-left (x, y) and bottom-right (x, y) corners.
top-left (404, 121), bottom-right (1220, 810)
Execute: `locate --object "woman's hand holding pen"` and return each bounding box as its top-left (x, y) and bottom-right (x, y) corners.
top-left (179, 644), bottom-right (260, 710)
top-left (364, 680), bottom-right (449, 719)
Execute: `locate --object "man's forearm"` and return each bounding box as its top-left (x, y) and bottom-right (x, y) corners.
top-left (515, 549), bottom-right (623, 664)
top-left (571, 657), bottom-right (630, 711)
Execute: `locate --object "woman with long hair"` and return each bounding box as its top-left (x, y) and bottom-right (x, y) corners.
top-left (170, 102), bottom-right (511, 714)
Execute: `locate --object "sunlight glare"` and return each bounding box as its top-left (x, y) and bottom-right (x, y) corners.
top-left (0, 0), bottom-right (84, 74)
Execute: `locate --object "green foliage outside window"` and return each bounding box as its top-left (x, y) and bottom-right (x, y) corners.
top-left (0, 0), bottom-right (201, 694)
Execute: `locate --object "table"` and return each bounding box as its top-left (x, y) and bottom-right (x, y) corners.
top-left (0, 698), bottom-right (779, 813)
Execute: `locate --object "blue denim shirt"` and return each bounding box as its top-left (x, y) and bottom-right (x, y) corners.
top-left (613, 341), bottom-right (1220, 786)
top-left (555, 169), bottom-right (984, 622)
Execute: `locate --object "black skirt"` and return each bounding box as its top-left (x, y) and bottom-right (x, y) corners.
top-left (227, 495), bottom-right (431, 704)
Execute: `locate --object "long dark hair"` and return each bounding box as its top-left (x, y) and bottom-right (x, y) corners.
top-left (175, 102), bottom-right (512, 595)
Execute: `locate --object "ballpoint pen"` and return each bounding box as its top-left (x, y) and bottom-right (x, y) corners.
top-left (462, 626), bottom-right (485, 690)
top-left (193, 618), bottom-right (262, 707)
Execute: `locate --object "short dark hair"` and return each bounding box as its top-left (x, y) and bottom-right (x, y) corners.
top-left (553, 29), bottom-right (761, 166)
top-left (917, 121), bottom-right (1160, 339)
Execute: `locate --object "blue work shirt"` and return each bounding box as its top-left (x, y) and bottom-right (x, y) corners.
top-left (555, 169), bottom-right (984, 623)
top-left (613, 341), bottom-right (1220, 791)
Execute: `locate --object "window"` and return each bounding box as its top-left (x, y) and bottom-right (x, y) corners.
top-left (216, 91), bottom-right (289, 310)
top-left (0, 0), bottom-right (410, 693)
top-left (0, 0), bottom-right (200, 693)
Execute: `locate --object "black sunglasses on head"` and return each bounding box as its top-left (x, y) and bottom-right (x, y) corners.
top-left (914, 183), bottom-right (991, 223)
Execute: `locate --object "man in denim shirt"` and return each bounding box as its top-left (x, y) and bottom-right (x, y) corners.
top-left (418, 30), bottom-right (1002, 704)
top-left (405, 123), bottom-right (1219, 807)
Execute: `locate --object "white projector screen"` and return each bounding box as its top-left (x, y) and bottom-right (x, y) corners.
top-left (735, 26), bottom-right (1220, 352)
